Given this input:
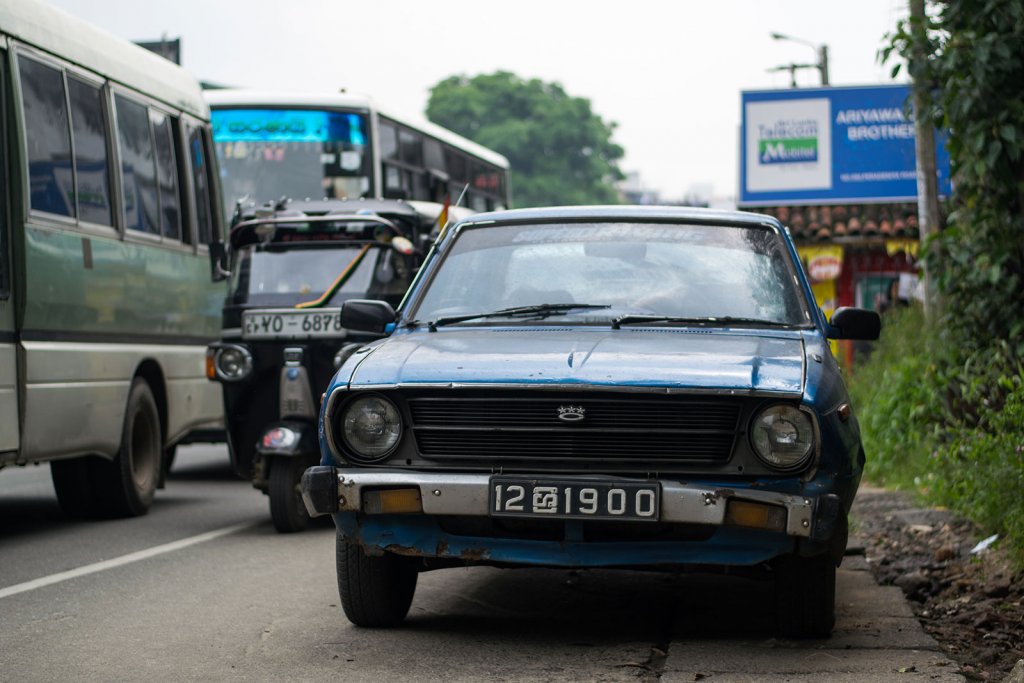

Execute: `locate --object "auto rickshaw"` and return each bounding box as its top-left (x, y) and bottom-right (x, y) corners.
top-left (206, 198), bottom-right (443, 532)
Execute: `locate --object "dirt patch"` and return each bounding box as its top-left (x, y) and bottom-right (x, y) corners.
top-left (850, 487), bottom-right (1024, 681)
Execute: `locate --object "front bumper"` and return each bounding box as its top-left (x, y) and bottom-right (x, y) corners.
top-left (302, 467), bottom-right (839, 541)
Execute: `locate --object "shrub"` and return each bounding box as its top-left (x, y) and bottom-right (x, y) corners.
top-left (848, 305), bottom-right (1024, 564)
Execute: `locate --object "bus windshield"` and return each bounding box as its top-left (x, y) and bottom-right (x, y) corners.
top-left (212, 108), bottom-right (372, 216)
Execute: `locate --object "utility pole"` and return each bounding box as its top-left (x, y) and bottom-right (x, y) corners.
top-left (910, 0), bottom-right (941, 314)
top-left (770, 33), bottom-right (830, 87)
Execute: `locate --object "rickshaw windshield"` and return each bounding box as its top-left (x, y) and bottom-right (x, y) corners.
top-left (230, 244), bottom-right (379, 307)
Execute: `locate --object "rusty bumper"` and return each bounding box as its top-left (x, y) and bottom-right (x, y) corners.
top-left (301, 466), bottom-right (835, 539)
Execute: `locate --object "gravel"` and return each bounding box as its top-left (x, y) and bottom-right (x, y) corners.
top-left (850, 486), bottom-right (1024, 681)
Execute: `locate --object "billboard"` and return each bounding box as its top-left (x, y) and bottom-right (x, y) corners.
top-left (739, 84), bottom-right (951, 206)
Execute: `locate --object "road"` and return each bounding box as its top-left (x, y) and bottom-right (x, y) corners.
top-left (1, 445), bottom-right (964, 681)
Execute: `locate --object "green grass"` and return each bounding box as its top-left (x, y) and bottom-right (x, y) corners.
top-left (846, 306), bottom-right (1024, 565)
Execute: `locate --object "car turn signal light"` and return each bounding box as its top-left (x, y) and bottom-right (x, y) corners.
top-left (724, 500), bottom-right (787, 532)
top-left (362, 488), bottom-right (423, 515)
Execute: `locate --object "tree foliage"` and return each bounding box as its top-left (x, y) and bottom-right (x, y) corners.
top-left (853, 1), bottom-right (1024, 562)
top-left (426, 71), bottom-right (625, 208)
top-left (884, 0), bottom-right (1024, 355)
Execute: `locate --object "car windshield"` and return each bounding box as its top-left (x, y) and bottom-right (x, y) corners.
top-left (410, 221), bottom-right (811, 326)
top-left (230, 244), bottom-right (411, 308)
top-left (212, 108), bottom-right (371, 220)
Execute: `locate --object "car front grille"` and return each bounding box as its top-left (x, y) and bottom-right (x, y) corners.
top-left (405, 392), bottom-right (744, 473)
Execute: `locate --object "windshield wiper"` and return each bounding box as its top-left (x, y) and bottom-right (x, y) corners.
top-left (611, 314), bottom-right (799, 330)
top-left (426, 303), bottom-right (611, 331)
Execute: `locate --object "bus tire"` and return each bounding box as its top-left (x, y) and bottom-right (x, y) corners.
top-left (269, 456), bottom-right (309, 533)
top-left (51, 456), bottom-right (104, 519)
top-left (97, 378), bottom-right (163, 517)
top-left (337, 531), bottom-right (417, 627)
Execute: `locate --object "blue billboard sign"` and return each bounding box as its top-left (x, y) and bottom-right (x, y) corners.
top-left (739, 84), bottom-right (951, 206)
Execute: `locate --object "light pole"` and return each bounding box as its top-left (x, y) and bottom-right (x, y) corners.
top-left (770, 32), bottom-right (830, 86)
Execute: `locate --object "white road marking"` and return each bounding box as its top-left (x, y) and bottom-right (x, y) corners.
top-left (0, 521), bottom-right (258, 599)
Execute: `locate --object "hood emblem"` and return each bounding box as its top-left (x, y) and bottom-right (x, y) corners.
top-left (557, 405), bottom-right (586, 422)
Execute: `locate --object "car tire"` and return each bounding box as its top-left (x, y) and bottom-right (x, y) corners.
top-left (269, 456), bottom-right (309, 533)
top-left (774, 554), bottom-right (836, 638)
top-left (96, 379), bottom-right (162, 517)
top-left (336, 531), bottom-right (418, 627)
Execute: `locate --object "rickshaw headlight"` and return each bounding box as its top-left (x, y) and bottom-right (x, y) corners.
top-left (341, 395), bottom-right (402, 461)
top-left (213, 345), bottom-right (253, 381)
top-left (750, 404), bottom-right (815, 470)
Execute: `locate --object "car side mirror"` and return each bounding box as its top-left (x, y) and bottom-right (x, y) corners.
top-left (209, 241), bottom-right (229, 282)
top-left (828, 307), bottom-right (881, 340)
top-left (341, 299), bottom-right (397, 334)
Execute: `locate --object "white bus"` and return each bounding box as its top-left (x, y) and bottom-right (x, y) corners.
top-left (204, 89), bottom-right (511, 219)
top-left (0, 0), bottom-right (226, 517)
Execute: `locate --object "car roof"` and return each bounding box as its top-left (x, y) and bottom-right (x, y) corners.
top-left (454, 205), bottom-right (781, 229)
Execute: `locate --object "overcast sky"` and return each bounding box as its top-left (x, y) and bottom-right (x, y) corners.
top-left (47, 0), bottom-right (908, 203)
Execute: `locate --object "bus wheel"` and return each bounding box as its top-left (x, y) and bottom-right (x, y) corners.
top-left (269, 456), bottom-right (310, 533)
top-left (51, 456), bottom-right (104, 518)
top-left (158, 444), bottom-right (177, 489)
top-left (98, 379), bottom-right (163, 517)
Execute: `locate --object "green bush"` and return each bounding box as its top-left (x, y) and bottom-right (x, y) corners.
top-left (848, 306), bottom-right (1024, 564)
top-left (848, 306), bottom-right (944, 487)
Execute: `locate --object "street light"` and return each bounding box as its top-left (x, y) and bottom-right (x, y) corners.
top-left (770, 32), bottom-right (830, 86)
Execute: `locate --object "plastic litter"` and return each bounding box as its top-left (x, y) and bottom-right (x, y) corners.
top-left (970, 534), bottom-right (999, 555)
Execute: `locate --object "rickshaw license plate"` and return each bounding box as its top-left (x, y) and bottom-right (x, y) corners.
top-left (490, 477), bottom-right (660, 521)
top-left (242, 308), bottom-right (345, 339)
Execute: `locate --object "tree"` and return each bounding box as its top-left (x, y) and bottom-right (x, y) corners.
top-left (426, 71), bottom-right (625, 208)
top-left (884, 0), bottom-right (1024, 356)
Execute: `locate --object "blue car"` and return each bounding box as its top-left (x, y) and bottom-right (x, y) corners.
top-left (301, 205), bottom-right (880, 637)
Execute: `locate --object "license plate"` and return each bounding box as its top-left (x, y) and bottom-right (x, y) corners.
top-left (242, 308), bottom-right (346, 340)
top-left (490, 477), bottom-right (660, 521)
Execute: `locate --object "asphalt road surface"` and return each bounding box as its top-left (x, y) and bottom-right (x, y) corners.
top-left (1, 445), bottom-right (964, 681)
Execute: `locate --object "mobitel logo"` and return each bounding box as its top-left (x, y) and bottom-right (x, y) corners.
top-left (759, 137), bottom-right (818, 164)
top-left (758, 120), bottom-right (820, 165)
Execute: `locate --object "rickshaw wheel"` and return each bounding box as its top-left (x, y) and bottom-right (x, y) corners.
top-left (269, 456), bottom-right (309, 533)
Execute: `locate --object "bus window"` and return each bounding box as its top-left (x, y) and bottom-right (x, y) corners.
top-left (115, 95), bottom-right (159, 235)
top-left (398, 129), bottom-right (422, 167)
top-left (152, 112), bottom-right (181, 241)
top-left (67, 76), bottom-right (113, 226)
top-left (211, 108), bottom-right (370, 216)
top-left (424, 138), bottom-right (445, 174)
top-left (379, 121), bottom-right (398, 160)
top-left (0, 60), bottom-right (7, 298)
top-left (19, 56), bottom-right (73, 217)
top-left (186, 122), bottom-right (215, 245)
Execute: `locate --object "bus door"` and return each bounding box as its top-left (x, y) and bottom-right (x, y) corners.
top-left (0, 52), bottom-right (18, 455)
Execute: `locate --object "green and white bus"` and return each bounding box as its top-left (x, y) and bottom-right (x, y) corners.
top-left (0, 0), bottom-right (226, 517)
top-left (205, 89), bottom-right (511, 218)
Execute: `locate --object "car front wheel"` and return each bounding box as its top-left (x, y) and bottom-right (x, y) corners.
top-left (774, 554), bottom-right (836, 638)
top-left (336, 531), bottom-right (418, 627)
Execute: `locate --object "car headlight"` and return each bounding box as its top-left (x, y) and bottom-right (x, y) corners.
top-left (750, 404), bottom-right (815, 470)
top-left (213, 344), bottom-right (253, 381)
top-left (340, 395), bottom-right (402, 461)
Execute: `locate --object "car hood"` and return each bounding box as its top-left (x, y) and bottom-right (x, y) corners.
top-left (347, 328), bottom-right (805, 395)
